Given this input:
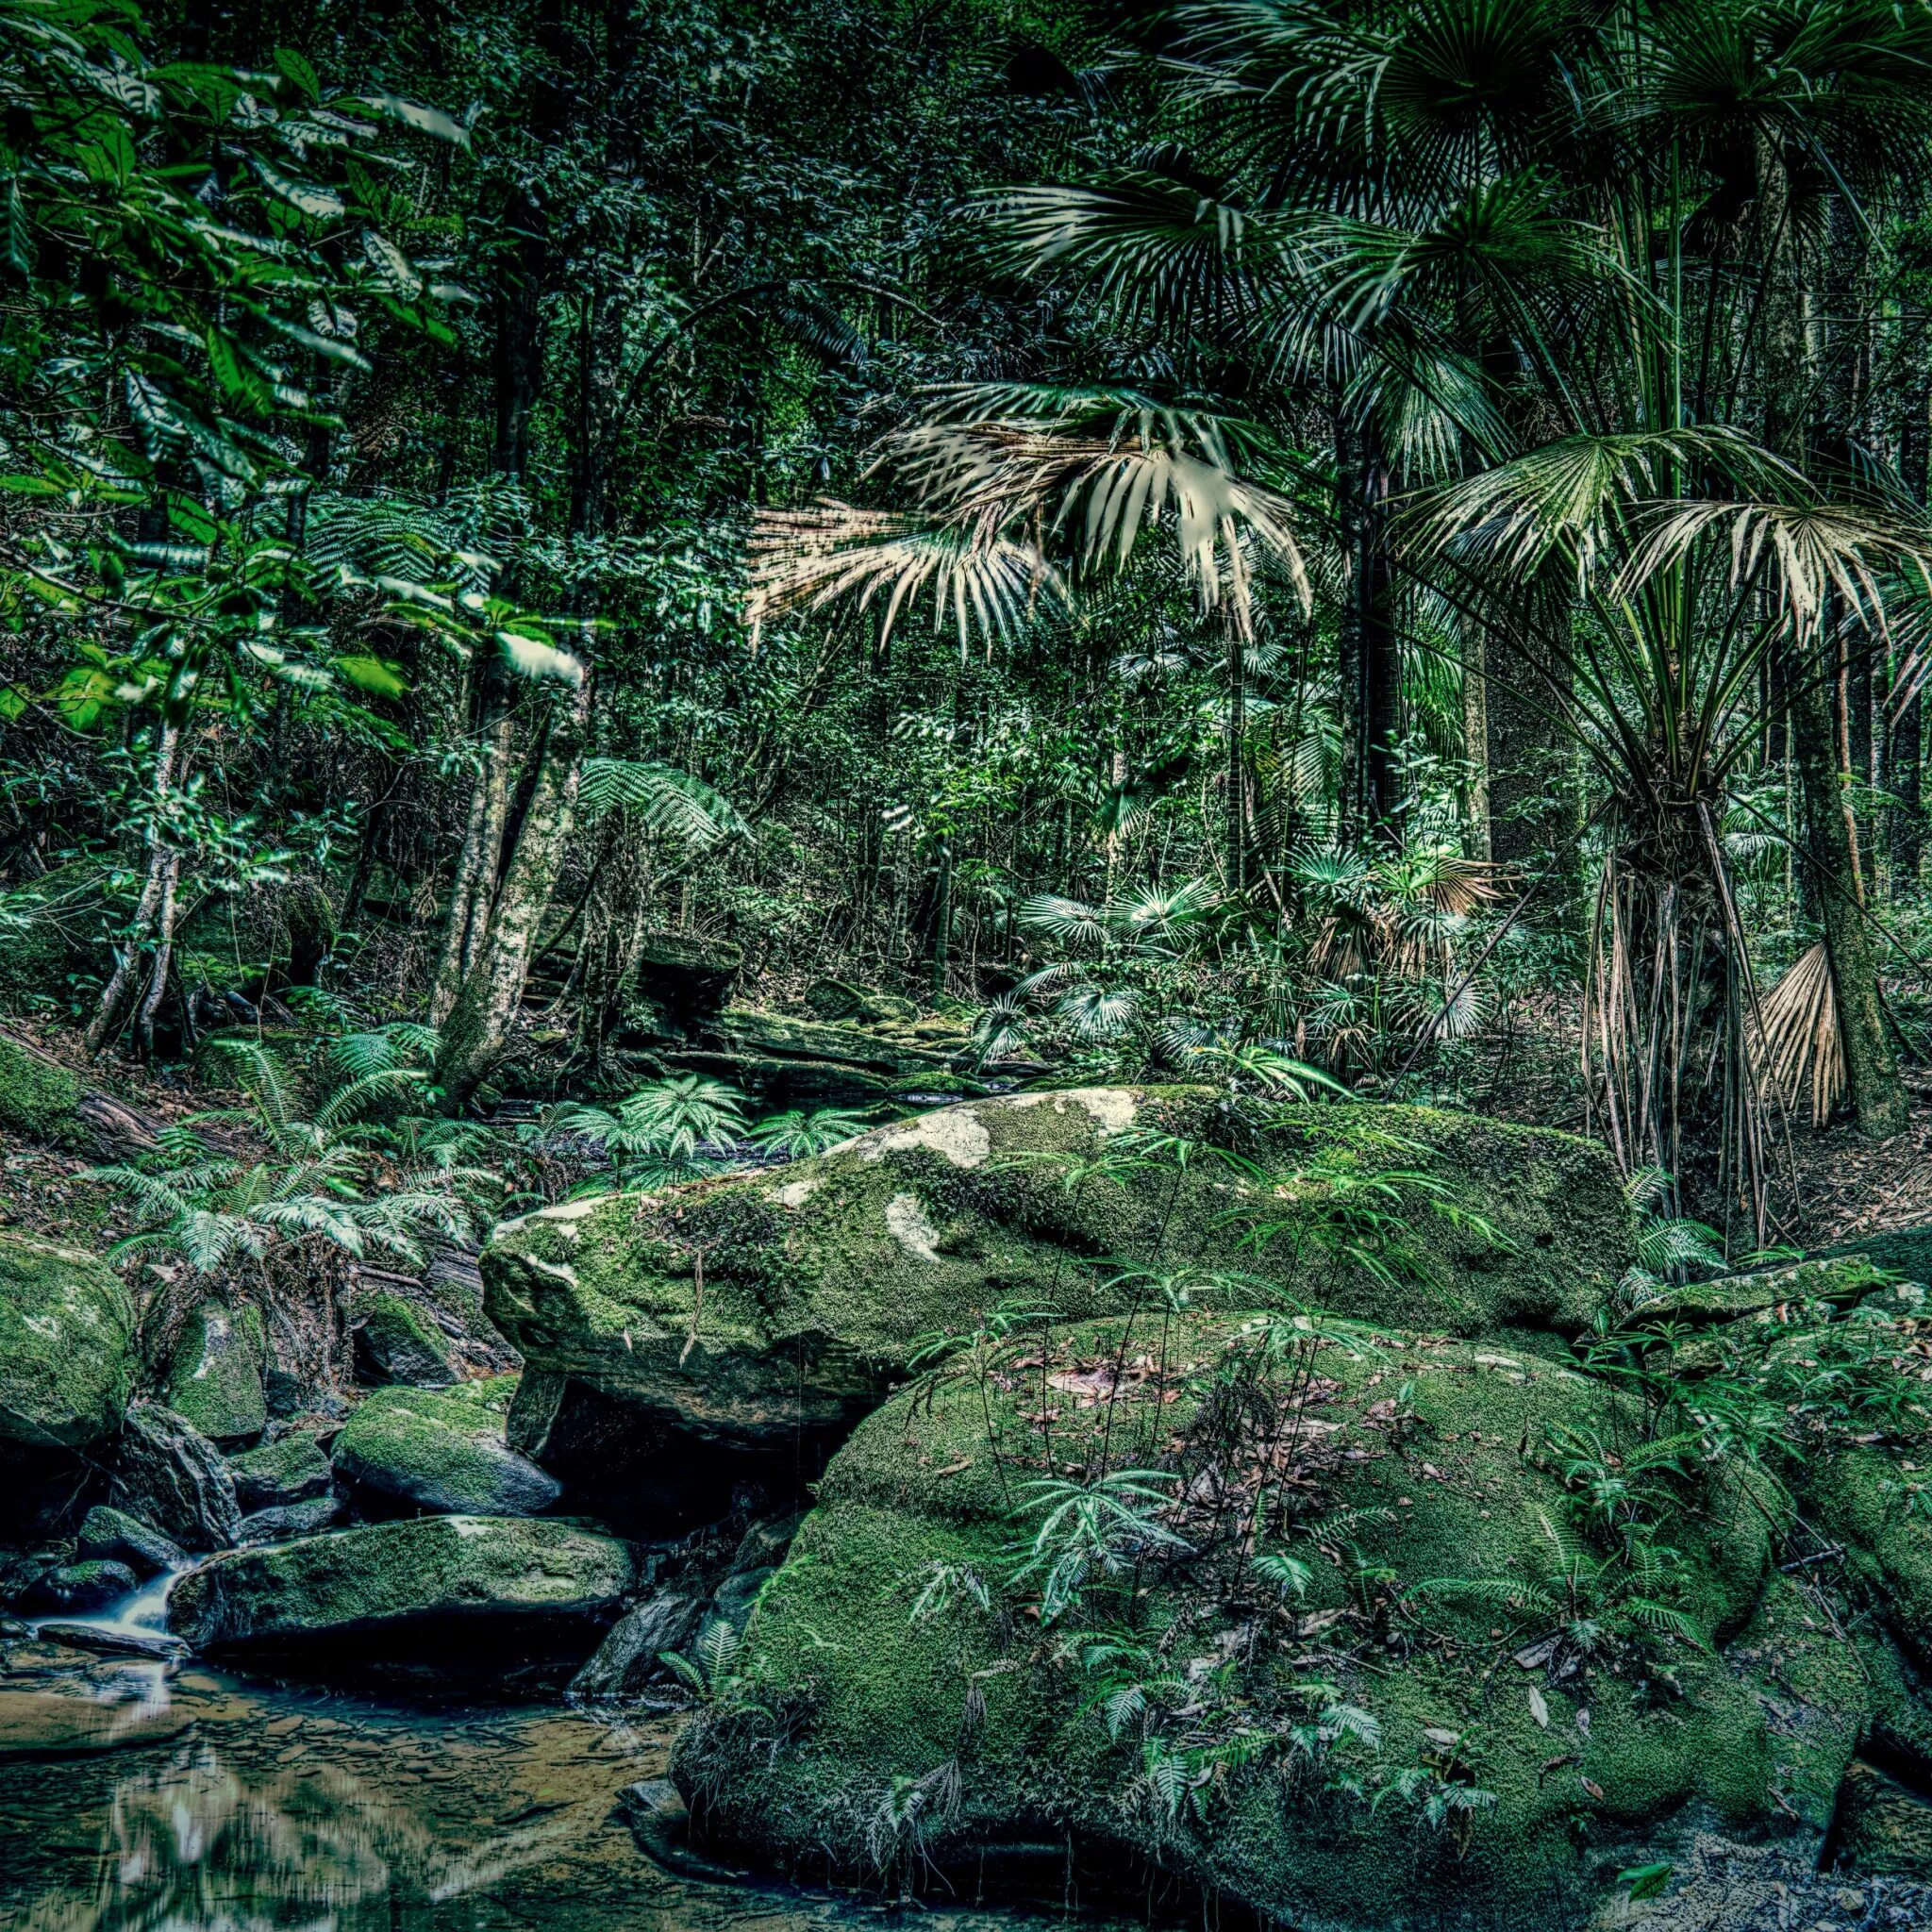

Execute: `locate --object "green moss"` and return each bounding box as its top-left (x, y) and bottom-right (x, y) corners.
top-left (0, 1232), bottom-right (134, 1448)
top-left (675, 1310), bottom-right (1792, 1931)
top-left (1800, 1445), bottom-right (1932, 1673)
top-left (164, 1299), bottom-right (266, 1444)
top-left (484, 1091), bottom-right (1634, 1452)
top-left (226, 1431), bottom-right (332, 1510)
top-left (333, 1385), bottom-right (560, 1516)
top-left (353, 1289), bottom-right (456, 1387)
top-left (166, 1514), bottom-right (639, 1647)
top-left (1638, 1256), bottom-right (1890, 1324)
top-left (0, 1034), bottom-right (81, 1145)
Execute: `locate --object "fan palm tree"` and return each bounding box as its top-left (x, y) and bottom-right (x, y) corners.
top-left (749, 0), bottom-right (1932, 1241)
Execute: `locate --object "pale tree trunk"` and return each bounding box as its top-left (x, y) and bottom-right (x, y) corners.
top-left (1461, 626), bottom-right (1491, 861)
top-left (1790, 637), bottom-right (1907, 1138)
top-left (434, 669), bottom-right (593, 1105)
top-left (133, 850), bottom-right (181, 1061)
top-left (428, 711), bottom-right (513, 1025)
top-left (87, 720), bottom-right (180, 1058)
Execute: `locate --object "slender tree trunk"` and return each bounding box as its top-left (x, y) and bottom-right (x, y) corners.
top-left (1892, 376), bottom-right (1930, 900)
top-left (1461, 626), bottom-right (1491, 861)
top-left (133, 851), bottom-right (182, 1061)
top-left (1790, 636), bottom-right (1907, 1137)
top-left (1357, 455), bottom-right (1401, 843)
top-left (87, 721), bottom-right (180, 1057)
top-left (436, 673), bottom-right (594, 1104)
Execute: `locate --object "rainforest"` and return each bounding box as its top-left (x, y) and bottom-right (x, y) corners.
top-left (4, 3), bottom-right (1932, 1929)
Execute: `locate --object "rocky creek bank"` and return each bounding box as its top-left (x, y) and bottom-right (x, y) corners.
top-left (5, 1090), bottom-right (1932, 1932)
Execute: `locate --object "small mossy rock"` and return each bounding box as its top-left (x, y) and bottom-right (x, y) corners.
top-left (163, 1300), bottom-right (267, 1445)
top-left (108, 1404), bottom-right (241, 1551)
top-left (484, 1091), bottom-right (1634, 1456)
top-left (0, 1035), bottom-right (81, 1144)
top-left (1636, 1257), bottom-right (1890, 1325)
top-left (238, 1495), bottom-right (341, 1541)
top-left (0, 1234), bottom-right (135, 1449)
top-left (25, 1558), bottom-right (136, 1613)
top-left (353, 1290), bottom-right (457, 1388)
top-left (166, 1514), bottom-right (639, 1649)
top-left (226, 1432), bottom-right (332, 1512)
top-left (333, 1387), bottom-right (562, 1517)
top-left (674, 1311), bottom-right (1807, 1932)
top-left (75, 1505), bottom-right (184, 1579)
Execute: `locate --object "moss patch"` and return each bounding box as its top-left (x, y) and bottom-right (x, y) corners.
top-left (0, 1035), bottom-right (81, 1145)
top-left (484, 1091), bottom-right (1634, 1452)
top-left (675, 1309), bottom-right (1807, 1932)
top-left (0, 1232), bottom-right (134, 1447)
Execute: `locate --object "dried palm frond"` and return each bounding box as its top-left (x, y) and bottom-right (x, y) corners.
top-left (744, 503), bottom-right (1058, 657)
top-left (1753, 942), bottom-right (1843, 1127)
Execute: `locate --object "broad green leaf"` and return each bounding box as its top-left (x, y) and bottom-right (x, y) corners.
top-left (334, 653), bottom-right (408, 697)
top-left (360, 229), bottom-right (422, 297)
top-left (274, 47), bottom-right (320, 101)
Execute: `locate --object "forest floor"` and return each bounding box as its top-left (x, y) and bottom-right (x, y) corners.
top-left (6, 1003), bottom-right (1932, 1262)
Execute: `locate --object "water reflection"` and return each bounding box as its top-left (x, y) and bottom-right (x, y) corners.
top-left (3, 1668), bottom-right (1121, 1932)
top-left (2, 1671), bottom-right (667, 1932)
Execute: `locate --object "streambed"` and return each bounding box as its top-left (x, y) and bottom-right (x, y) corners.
top-left (0, 1650), bottom-right (1116, 1932)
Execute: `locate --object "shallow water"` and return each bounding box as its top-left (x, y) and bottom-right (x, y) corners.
top-left (0, 1651), bottom-right (1106, 1932)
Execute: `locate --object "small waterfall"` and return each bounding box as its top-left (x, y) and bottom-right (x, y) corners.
top-left (26, 1562), bottom-right (195, 1707)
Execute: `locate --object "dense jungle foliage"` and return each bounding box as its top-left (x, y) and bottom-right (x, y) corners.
top-left (7, 0), bottom-right (1932, 1240)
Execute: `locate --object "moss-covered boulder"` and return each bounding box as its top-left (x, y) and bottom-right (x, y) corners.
top-left (163, 1300), bottom-right (267, 1445)
top-left (226, 1431), bottom-right (332, 1512)
top-left (484, 1091), bottom-right (1633, 1458)
top-left (0, 1234), bottom-right (135, 1448)
top-left (352, 1289), bottom-right (457, 1388)
top-left (333, 1385), bottom-right (561, 1517)
top-left (166, 1514), bottom-right (638, 1649)
top-left (0, 1034), bottom-right (81, 1144)
top-left (673, 1307), bottom-right (1858, 1931)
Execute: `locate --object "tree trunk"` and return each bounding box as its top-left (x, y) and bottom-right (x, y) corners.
top-left (1357, 455), bottom-right (1401, 843)
top-left (429, 710), bottom-right (512, 1025)
top-left (1790, 637), bottom-right (1907, 1137)
top-left (87, 720), bottom-right (180, 1058)
top-left (435, 672), bottom-right (594, 1106)
top-left (1484, 632), bottom-right (1581, 930)
top-left (1461, 625), bottom-right (1491, 861)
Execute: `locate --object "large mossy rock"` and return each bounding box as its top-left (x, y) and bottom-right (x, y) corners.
top-left (484, 1091), bottom-right (1634, 1457)
top-left (163, 1299), bottom-right (267, 1445)
top-left (0, 1233), bottom-right (135, 1448)
top-left (167, 1514), bottom-right (638, 1649)
top-left (333, 1384), bottom-right (561, 1517)
top-left (672, 1307), bottom-right (1866, 1931)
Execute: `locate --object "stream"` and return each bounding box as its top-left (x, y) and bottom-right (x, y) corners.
top-left (1, 1574), bottom-right (1115, 1932)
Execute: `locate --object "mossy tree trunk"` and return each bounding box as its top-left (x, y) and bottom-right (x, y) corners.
top-left (434, 672), bottom-right (594, 1106)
